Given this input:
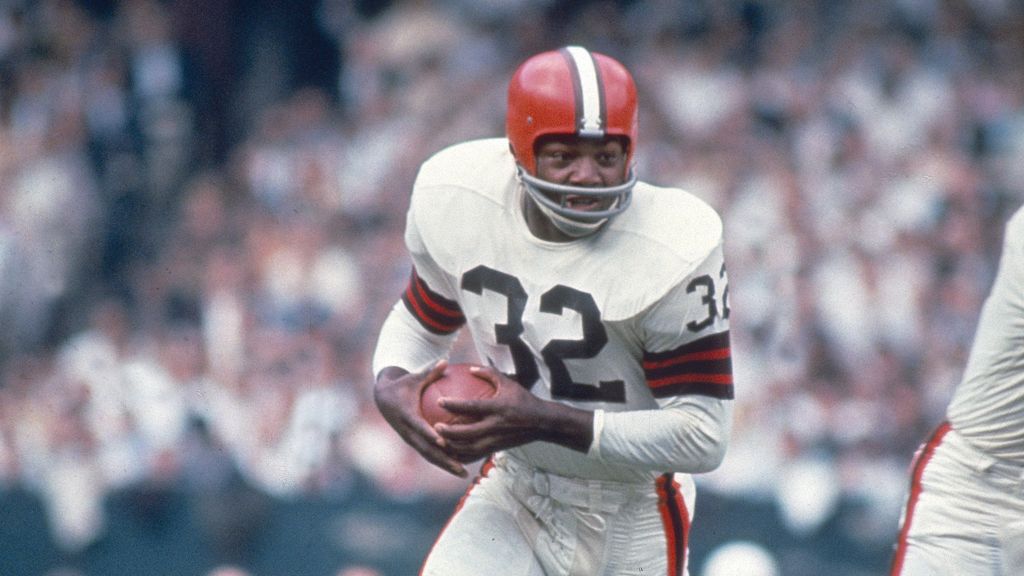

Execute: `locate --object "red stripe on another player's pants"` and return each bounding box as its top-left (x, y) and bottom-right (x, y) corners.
top-left (889, 421), bottom-right (951, 576)
top-left (656, 473), bottom-right (690, 576)
top-left (418, 459), bottom-right (496, 576)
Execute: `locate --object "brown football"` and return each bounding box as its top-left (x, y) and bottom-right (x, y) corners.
top-left (420, 363), bottom-right (496, 426)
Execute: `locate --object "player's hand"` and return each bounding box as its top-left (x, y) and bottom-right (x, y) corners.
top-left (434, 365), bottom-right (593, 463)
top-left (373, 361), bottom-right (468, 477)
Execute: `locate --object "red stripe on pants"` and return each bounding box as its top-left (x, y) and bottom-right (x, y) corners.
top-left (418, 459), bottom-right (495, 576)
top-left (889, 422), bottom-right (951, 575)
top-left (656, 474), bottom-right (690, 576)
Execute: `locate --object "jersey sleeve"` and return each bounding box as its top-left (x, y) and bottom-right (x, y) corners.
top-left (639, 242), bottom-right (734, 401)
top-left (370, 199), bottom-right (466, 378)
top-left (590, 242), bottom-right (734, 474)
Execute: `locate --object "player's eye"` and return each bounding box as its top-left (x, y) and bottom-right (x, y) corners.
top-left (545, 151), bottom-right (572, 163)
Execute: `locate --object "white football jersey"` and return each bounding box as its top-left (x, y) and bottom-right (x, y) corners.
top-left (947, 205), bottom-right (1024, 464)
top-left (388, 138), bottom-right (733, 482)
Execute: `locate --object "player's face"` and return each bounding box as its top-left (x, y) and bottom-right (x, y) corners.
top-left (534, 136), bottom-right (628, 213)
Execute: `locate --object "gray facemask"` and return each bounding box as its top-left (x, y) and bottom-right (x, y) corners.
top-left (518, 167), bottom-right (636, 238)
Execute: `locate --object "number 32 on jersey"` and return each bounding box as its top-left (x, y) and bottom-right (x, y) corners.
top-left (459, 264), bottom-right (729, 404)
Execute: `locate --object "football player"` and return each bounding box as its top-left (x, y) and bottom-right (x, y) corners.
top-left (372, 46), bottom-right (735, 576)
top-left (890, 206), bottom-right (1024, 575)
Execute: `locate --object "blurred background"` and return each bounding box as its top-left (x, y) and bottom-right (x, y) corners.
top-left (0, 0), bottom-right (1022, 575)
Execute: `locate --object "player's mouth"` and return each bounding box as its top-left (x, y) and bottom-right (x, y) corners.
top-left (563, 195), bottom-right (603, 210)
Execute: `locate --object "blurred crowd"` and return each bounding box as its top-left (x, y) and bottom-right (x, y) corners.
top-left (0, 0), bottom-right (1022, 571)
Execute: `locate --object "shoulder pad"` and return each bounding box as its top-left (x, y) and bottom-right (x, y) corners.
top-left (408, 139), bottom-right (516, 273)
top-left (593, 184), bottom-right (724, 320)
top-left (414, 138), bottom-right (512, 198)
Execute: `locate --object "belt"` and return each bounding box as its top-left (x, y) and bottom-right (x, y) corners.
top-left (495, 454), bottom-right (646, 514)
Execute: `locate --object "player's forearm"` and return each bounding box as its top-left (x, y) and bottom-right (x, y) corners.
top-left (534, 400), bottom-right (594, 453)
top-left (589, 399), bottom-right (732, 473)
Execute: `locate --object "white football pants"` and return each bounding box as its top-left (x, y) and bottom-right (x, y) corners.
top-left (892, 423), bottom-right (1024, 576)
top-left (421, 453), bottom-right (695, 576)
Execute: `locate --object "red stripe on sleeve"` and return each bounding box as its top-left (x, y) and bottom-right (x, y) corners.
top-left (404, 284), bottom-right (459, 333)
top-left (643, 347), bottom-right (731, 370)
top-left (648, 373), bottom-right (734, 389)
top-left (413, 275), bottom-right (463, 318)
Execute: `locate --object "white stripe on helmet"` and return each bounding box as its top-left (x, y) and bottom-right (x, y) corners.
top-left (564, 46), bottom-right (603, 137)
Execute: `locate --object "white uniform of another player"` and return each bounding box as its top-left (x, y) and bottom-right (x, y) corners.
top-left (373, 136), bottom-right (734, 576)
top-left (891, 206), bottom-right (1024, 575)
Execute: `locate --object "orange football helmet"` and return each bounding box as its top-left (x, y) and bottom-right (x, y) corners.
top-left (506, 46), bottom-right (638, 236)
